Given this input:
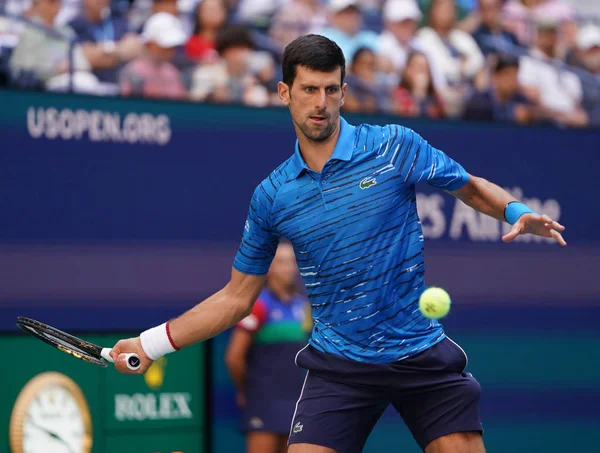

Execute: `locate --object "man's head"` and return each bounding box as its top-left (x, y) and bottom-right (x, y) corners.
top-left (428, 0), bottom-right (456, 33)
top-left (215, 25), bottom-right (254, 78)
top-left (83, 0), bottom-right (109, 22)
top-left (278, 34), bottom-right (346, 143)
top-left (34, 0), bottom-right (61, 25)
top-left (478, 0), bottom-right (502, 29)
top-left (535, 18), bottom-right (559, 56)
top-left (152, 0), bottom-right (178, 16)
top-left (492, 54), bottom-right (519, 97)
top-left (267, 241), bottom-right (299, 294)
top-left (577, 24), bottom-right (600, 73)
top-left (328, 0), bottom-right (362, 36)
top-left (142, 12), bottom-right (187, 62)
top-left (383, 0), bottom-right (421, 46)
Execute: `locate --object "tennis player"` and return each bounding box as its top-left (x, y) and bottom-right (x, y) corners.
top-left (111, 34), bottom-right (566, 453)
top-left (226, 241), bottom-right (309, 453)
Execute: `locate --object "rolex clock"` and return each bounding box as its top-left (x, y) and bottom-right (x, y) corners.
top-left (9, 372), bottom-right (93, 453)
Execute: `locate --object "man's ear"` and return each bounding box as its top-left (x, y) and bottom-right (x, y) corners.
top-left (278, 81), bottom-right (291, 106)
top-left (340, 82), bottom-right (347, 107)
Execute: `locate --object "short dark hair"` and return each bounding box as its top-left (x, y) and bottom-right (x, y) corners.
top-left (282, 34), bottom-right (346, 87)
top-left (493, 54), bottom-right (519, 73)
top-left (215, 24), bottom-right (254, 55)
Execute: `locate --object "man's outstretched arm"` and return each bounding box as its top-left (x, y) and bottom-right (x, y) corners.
top-left (110, 268), bottom-right (266, 373)
top-left (450, 174), bottom-right (566, 246)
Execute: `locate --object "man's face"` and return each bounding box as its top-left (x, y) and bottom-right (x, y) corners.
top-left (222, 46), bottom-right (252, 78)
top-left (332, 6), bottom-right (362, 36)
top-left (278, 65), bottom-right (346, 143)
top-left (154, 0), bottom-right (178, 16)
top-left (479, 0), bottom-right (501, 27)
top-left (268, 243), bottom-right (299, 291)
top-left (148, 42), bottom-right (177, 62)
top-left (494, 66), bottom-right (519, 96)
top-left (537, 28), bottom-right (558, 53)
top-left (388, 19), bottom-right (418, 45)
top-left (38, 0), bottom-right (61, 22)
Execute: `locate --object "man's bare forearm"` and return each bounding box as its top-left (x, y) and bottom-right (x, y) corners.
top-left (451, 175), bottom-right (516, 221)
top-left (169, 274), bottom-right (265, 348)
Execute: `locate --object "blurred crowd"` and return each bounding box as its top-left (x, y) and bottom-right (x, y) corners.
top-left (1, 0), bottom-right (599, 128)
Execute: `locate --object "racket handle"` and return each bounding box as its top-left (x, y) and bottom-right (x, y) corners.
top-left (101, 348), bottom-right (141, 371)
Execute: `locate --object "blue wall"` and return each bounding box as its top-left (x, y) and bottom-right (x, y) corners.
top-left (1, 89), bottom-right (599, 452)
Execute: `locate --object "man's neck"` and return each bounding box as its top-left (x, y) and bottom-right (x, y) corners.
top-left (296, 120), bottom-right (340, 173)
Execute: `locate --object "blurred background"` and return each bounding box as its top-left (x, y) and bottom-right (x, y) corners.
top-left (0, 0), bottom-right (599, 453)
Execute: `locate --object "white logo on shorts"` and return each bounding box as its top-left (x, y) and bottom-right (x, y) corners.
top-left (293, 421), bottom-right (303, 433)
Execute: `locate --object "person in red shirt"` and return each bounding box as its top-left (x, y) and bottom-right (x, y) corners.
top-left (394, 51), bottom-right (446, 119)
top-left (185, 0), bottom-right (229, 63)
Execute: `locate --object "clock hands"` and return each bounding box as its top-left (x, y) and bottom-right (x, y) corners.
top-left (28, 418), bottom-right (76, 453)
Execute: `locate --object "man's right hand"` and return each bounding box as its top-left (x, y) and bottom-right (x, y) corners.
top-left (110, 337), bottom-right (153, 374)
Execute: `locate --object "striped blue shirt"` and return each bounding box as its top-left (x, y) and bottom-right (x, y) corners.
top-left (233, 117), bottom-right (469, 363)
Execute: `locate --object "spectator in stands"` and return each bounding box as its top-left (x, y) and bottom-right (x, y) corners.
top-left (518, 18), bottom-right (589, 127)
top-left (472, 0), bottom-right (519, 56)
top-left (378, 0), bottom-right (421, 74)
top-left (152, 0), bottom-right (177, 16)
top-left (9, 0), bottom-right (94, 90)
top-left (184, 0), bottom-right (228, 63)
top-left (344, 47), bottom-right (391, 113)
top-left (235, 0), bottom-right (281, 31)
top-left (69, 0), bottom-right (143, 93)
top-left (189, 24), bottom-right (272, 107)
top-left (464, 54), bottom-right (534, 123)
top-left (225, 241), bottom-right (309, 453)
top-left (317, 0), bottom-right (379, 62)
top-left (416, 0), bottom-right (484, 116)
top-left (270, 0), bottom-right (327, 49)
top-left (571, 24), bottom-right (600, 127)
top-left (394, 51), bottom-right (445, 118)
top-left (119, 12), bottom-right (187, 100)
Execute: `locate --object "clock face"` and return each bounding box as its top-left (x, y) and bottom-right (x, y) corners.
top-left (10, 372), bottom-right (92, 453)
top-left (22, 384), bottom-right (86, 453)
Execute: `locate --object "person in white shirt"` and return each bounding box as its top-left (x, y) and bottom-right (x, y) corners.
top-left (415, 0), bottom-right (484, 115)
top-left (518, 18), bottom-right (588, 128)
top-left (378, 0), bottom-right (421, 74)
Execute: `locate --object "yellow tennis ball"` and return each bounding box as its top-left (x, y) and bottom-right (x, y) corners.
top-left (419, 287), bottom-right (451, 319)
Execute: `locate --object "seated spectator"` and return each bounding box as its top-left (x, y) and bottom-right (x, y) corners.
top-left (69, 0), bottom-right (143, 92)
top-left (316, 0), bottom-right (379, 61)
top-left (270, 0), bottom-right (327, 49)
top-left (394, 51), bottom-right (445, 118)
top-left (571, 24), bottom-right (600, 127)
top-left (416, 0), bottom-right (484, 115)
top-left (190, 24), bottom-right (272, 107)
top-left (344, 47), bottom-right (391, 113)
top-left (9, 0), bottom-right (93, 89)
top-left (472, 0), bottom-right (519, 56)
top-left (184, 0), bottom-right (228, 63)
top-left (119, 12), bottom-right (187, 100)
top-left (378, 0), bottom-right (422, 74)
top-left (518, 18), bottom-right (588, 127)
top-left (464, 54), bottom-right (534, 124)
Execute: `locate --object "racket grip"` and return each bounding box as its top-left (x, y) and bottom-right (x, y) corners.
top-left (101, 348), bottom-right (141, 371)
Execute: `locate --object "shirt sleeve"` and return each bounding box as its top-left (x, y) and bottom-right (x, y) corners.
top-left (236, 299), bottom-right (268, 333)
top-left (395, 126), bottom-right (469, 191)
top-left (233, 183), bottom-right (279, 276)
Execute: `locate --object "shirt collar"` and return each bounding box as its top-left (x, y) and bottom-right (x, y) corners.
top-left (290, 116), bottom-right (356, 179)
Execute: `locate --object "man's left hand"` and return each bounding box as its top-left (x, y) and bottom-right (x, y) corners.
top-left (502, 213), bottom-right (566, 246)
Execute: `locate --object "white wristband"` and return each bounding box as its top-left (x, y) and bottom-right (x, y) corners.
top-left (140, 323), bottom-right (176, 360)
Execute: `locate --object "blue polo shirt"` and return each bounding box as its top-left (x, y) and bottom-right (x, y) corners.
top-left (234, 117), bottom-right (469, 363)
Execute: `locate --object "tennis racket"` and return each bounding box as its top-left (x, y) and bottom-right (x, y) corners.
top-left (16, 316), bottom-right (141, 371)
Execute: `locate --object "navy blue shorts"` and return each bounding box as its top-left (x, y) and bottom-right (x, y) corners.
top-left (288, 338), bottom-right (482, 452)
top-left (242, 398), bottom-right (298, 435)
